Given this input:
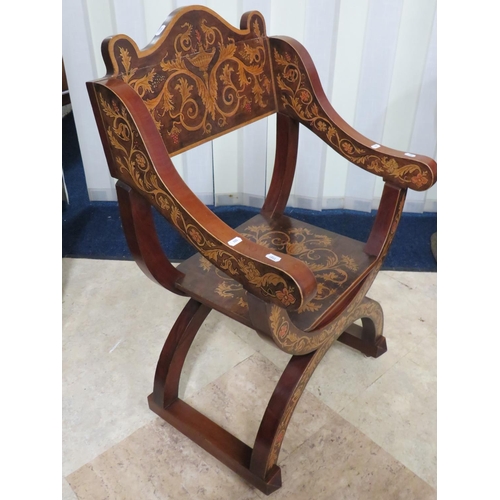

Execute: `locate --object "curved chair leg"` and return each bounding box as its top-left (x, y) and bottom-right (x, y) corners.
top-left (152, 298), bottom-right (211, 408)
top-left (148, 296), bottom-right (384, 495)
top-left (250, 296), bottom-right (384, 482)
top-left (337, 297), bottom-right (386, 358)
top-left (249, 340), bottom-right (331, 483)
top-left (148, 298), bottom-right (283, 494)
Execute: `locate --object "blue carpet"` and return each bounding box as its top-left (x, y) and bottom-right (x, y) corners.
top-left (63, 111), bottom-right (436, 271)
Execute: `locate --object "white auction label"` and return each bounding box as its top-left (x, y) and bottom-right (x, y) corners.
top-left (266, 253), bottom-right (281, 262)
top-left (228, 237), bottom-right (242, 246)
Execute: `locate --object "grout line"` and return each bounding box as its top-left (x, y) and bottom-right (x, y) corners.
top-left (386, 272), bottom-right (414, 289)
top-left (109, 338), bottom-right (124, 353)
top-left (339, 348), bottom-right (414, 416)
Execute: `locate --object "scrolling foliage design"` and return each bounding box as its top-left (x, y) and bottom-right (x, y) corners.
top-left (110, 11), bottom-right (274, 153)
top-left (244, 224), bottom-right (359, 312)
top-left (264, 297), bottom-right (383, 474)
top-left (267, 192), bottom-right (406, 355)
top-left (198, 222), bottom-right (361, 315)
top-left (271, 43), bottom-right (431, 190)
top-left (97, 88), bottom-right (301, 308)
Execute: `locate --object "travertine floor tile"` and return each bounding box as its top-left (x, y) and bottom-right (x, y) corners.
top-left (62, 478), bottom-right (78, 500)
top-left (306, 271), bottom-right (436, 413)
top-left (371, 272), bottom-right (437, 342)
top-left (180, 309), bottom-right (255, 399)
top-left (63, 259), bottom-right (255, 475)
top-left (63, 259), bottom-right (436, 497)
top-left (187, 353), bottom-right (337, 461)
top-left (340, 335), bottom-right (437, 488)
top-left (67, 418), bottom-right (259, 500)
top-left (226, 320), bottom-right (293, 371)
top-left (255, 415), bottom-right (436, 500)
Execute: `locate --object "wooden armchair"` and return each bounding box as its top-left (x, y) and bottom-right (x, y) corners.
top-left (87, 5), bottom-right (436, 495)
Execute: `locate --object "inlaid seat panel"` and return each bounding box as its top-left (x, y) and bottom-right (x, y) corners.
top-left (176, 213), bottom-right (376, 331)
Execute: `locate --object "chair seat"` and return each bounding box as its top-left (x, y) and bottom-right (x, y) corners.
top-left (176, 213), bottom-right (376, 332)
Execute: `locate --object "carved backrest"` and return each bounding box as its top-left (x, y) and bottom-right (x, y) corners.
top-left (100, 6), bottom-right (276, 156)
top-left (87, 5), bottom-right (436, 314)
top-left (86, 6), bottom-right (318, 313)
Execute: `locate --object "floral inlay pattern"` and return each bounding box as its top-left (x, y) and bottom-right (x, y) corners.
top-left (198, 222), bottom-right (363, 317)
top-left (242, 224), bottom-right (360, 313)
top-left (109, 11), bottom-right (275, 153)
top-left (264, 296), bottom-right (384, 473)
top-left (267, 190), bottom-right (406, 355)
top-left (271, 43), bottom-right (432, 190)
top-left (97, 87), bottom-right (300, 308)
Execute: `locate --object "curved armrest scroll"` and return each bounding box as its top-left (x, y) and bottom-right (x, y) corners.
top-left (270, 36), bottom-right (437, 191)
top-left (87, 77), bottom-right (317, 311)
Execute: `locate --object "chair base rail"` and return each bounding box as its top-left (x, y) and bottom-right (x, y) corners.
top-left (149, 296), bottom-right (386, 494)
top-left (148, 395), bottom-right (282, 495)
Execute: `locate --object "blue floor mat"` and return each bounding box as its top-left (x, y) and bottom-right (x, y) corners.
top-left (62, 112), bottom-right (436, 271)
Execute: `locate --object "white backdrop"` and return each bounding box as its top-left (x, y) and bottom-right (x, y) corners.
top-left (63, 0), bottom-right (437, 213)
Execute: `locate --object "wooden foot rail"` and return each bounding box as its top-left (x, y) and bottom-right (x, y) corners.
top-left (149, 296), bottom-right (384, 495)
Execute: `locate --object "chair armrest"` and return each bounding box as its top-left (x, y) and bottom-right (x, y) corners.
top-left (270, 36), bottom-right (437, 191)
top-left (87, 77), bottom-right (317, 311)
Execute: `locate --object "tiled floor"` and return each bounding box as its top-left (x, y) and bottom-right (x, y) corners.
top-left (63, 258), bottom-right (436, 499)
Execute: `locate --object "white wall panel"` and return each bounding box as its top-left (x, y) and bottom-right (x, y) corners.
top-left (183, 144), bottom-right (215, 205)
top-left (241, 119), bottom-right (269, 208)
top-left (323, 0), bottom-right (370, 209)
top-left (406, 11), bottom-right (437, 213)
top-left (374, 0), bottom-right (437, 202)
top-left (86, 0), bottom-right (114, 78)
top-left (143, 0), bottom-right (176, 42)
top-left (344, 0), bottom-right (403, 212)
top-left (290, 0), bottom-right (340, 211)
top-left (63, 0), bottom-right (115, 201)
top-left (110, 0), bottom-right (147, 48)
top-left (424, 183), bottom-right (437, 213)
top-left (265, 114), bottom-right (277, 193)
top-left (63, 0), bottom-right (438, 211)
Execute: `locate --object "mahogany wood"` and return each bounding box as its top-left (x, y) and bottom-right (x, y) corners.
top-left (88, 79), bottom-right (317, 312)
top-left (148, 298), bottom-right (282, 495)
top-left (175, 212), bottom-right (376, 333)
top-left (86, 4), bottom-right (437, 495)
top-left (337, 298), bottom-right (386, 358)
top-left (250, 296), bottom-right (384, 480)
top-left (148, 397), bottom-right (282, 495)
top-left (116, 180), bottom-right (186, 295)
top-left (365, 183), bottom-right (405, 257)
top-left (337, 323), bottom-right (387, 358)
top-left (270, 36), bottom-right (437, 192)
top-left (261, 113), bottom-right (300, 217)
top-left (152, 299), bottom-right (210, 407)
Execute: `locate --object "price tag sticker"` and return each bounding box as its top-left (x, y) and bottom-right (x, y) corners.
top-left (228, 237), bottom-right (242, 246)
top-left (266, 253), bottom-right (281, 262)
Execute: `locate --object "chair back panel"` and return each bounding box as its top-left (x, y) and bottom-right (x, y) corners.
top-left (101, 6), bottom-right (277, 156)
